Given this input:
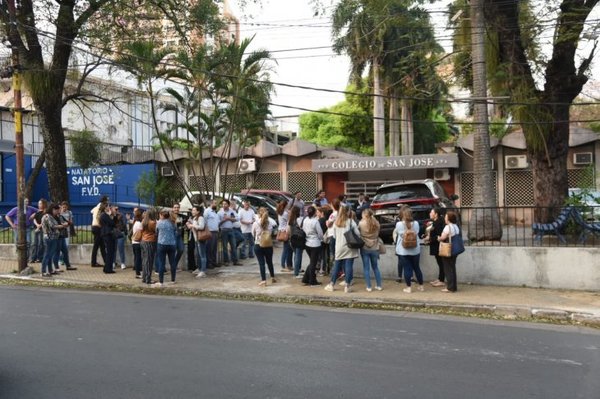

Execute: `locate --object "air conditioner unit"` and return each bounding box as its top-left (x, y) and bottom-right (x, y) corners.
top-left (161, 166), bottom-right (174, 177)
top-left (238, 158), bottom-right (256, 173)
top-left (505, 155), bottom-right (529, 169)
top-left (433, 168), bottom-right (451, 181)
top-left (573, 152), bottom-right (592, 166)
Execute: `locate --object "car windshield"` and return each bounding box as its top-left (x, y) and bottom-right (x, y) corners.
top-left (373, 184), bottom-right (434, 201)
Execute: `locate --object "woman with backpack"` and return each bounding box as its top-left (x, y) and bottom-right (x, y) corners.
top-left (253, 207), bottom-right (277, 286)
top-left (276, 200), bottom-right (293, 273)
top-left (288, 206), bottom-right (304, 279)
top-left (324, 206), bottom-right (360, 293)
top-left (301, 206), bottom-right (323, 286)
top-left (358, 208), bottom-right (382, 292)
top-left (395, 207), bottom-right (424, 293)
top-left (438, 210), bottom-right (461, 293)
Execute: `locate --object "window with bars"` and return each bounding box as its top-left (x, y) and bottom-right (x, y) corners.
top-left (504, 170), bottom-right (533, 206)
top-left (253, 172), bottom-right (282, 190)
top-left (189, 175), bottom-right (215, 192)
top-left (287, 171), bottom-right (317, 201)
top-left (220, 174), bottom-right (247, 193)
top-left (459, 172), bottom-right (498, 207)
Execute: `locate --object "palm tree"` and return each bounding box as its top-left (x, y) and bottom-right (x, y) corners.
top-left (331, 0), bottom-right (387, 156)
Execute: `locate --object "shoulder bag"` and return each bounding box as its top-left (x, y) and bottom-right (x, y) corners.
top-left (344, 221), bottom-right (364, 249)
top-left (276, 229), bottom-right (289, 242)
top-left (439, 225), bottom-right (465, 257)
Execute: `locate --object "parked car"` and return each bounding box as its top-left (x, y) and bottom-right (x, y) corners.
top-left (240, 189), bottom-right (293, 204)
top-left (370, 179), bottom-right (458, 242)
top-left (232, 193), bottom-right (279, 224)
top-left (568, 188), bottom-right (600, 220)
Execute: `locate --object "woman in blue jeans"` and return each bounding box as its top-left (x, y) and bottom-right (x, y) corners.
top-left (324, 206), bottom-right (359, 293)
top-left (40, 204), bottom-right (67, 276)
top-left (277, 200), bottom-right (293, 272)
top-left (187, 205), bottom-right (208, 278)
top-left (358, 208), bottom-right (382, 291)
top-left (395, 207), bottom-right (424, 293)
top-left (252, 208), bottom-right (277, 286)
top-left (155, 210), bottom-right (177, 287)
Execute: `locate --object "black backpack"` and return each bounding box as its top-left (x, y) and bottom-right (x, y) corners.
top-left (290, 217), bottom-right (307, 249)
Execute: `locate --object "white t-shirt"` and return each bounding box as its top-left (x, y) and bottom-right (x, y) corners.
top-left (238, 208), bottom-right (256, 234)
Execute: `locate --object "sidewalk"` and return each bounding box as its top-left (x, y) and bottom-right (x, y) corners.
top-left (1, 257), bottom-right (599, 327)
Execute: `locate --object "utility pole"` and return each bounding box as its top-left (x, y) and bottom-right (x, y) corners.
top-left (468, 0), bottom-right (502, 240)
top-left (7, 0), bottom-right (28, 272)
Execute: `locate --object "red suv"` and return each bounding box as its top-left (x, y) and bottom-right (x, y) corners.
top-left (370, 179), bottom-right (458, 242)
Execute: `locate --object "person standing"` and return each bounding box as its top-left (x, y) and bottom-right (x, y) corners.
top-left (358, 208), bottom-right (382, 292)
top-left (140, 209), bottom-right (158, 285)
top-left (252, 208), bottom-right (277, 286)
top-left (313, 190), bottom-right (328, 207)
top-left (289, 191), bottom-right (305, 217)
top-left (130, 208), bottom-right (144, 279)
top-left (324, 206), bottom-right (359, 293)
top-left (155, 210), bottom-right (178, 287)
top-left (326, 199), bottom-right (341, 279)
top-left (276, 200), bottom-right (292, 272)
top-left (356, 194), bottom-right (371, 221)
top-left (171, 203), bottom-right (187, 270)
top-left (238, 200), bottom-right (256, 260)
top-left (427, 207), bottom-right (446, 287)
top-left (288, 206), bottom-right (304, 279)
top-left (218, 199), bottom-right (240, 266)
top-left (99, 204), bottom-right (117, 274)
top-left (113, 205), bottom-right (127, 270)
top-left (5, 198), bottom-right (37, 248)
top-left (187, 205), bottom-right (208, 278)
top-left (316, 206), bottom-right (330, 276)
top-left (204, 200), bottom-right (220, 268)
top-left (395, 207), bottom-right (424, 293)
top-left (438, 210), bottom-right (461, 293)
top-left (90, 195), bottom-right (108, 267)
top-left (40, 204), bottom-right (68, 276)
top-left (301, 206), bottom-right (323, 286)
top-left (30, 199), bottom-right (47, 263)
top-left (56, 201), bottom-right (76, 271)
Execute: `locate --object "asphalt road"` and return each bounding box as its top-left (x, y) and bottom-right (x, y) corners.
top-left (1, 286), bottom-right (599, 399)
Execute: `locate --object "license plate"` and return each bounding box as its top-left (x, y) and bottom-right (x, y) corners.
top-left (374, 209), bottom-right (396, 216)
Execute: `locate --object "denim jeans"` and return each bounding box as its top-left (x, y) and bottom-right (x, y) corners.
top-left (398, 254), bottom-right (423, 287)
top-left (141, 241), bottom-right (157, 284)
top-left (156, 243), bottom-right (177, 283)
top-left (132, 243), bottom-right (142, 276)
top-left (360, 248), bottom-right (382, 289)
top-left (293, 247), bottom-right (303, 276)
top-left (57, 237), bottom-right (71, 268)
top-left (13, 227), bottom-right (33, 247)
top-left (174, 235), bottom-right (184, 269)
top-left (116, 237), bottom-right (126, 265)
top-left (330, 257), bottom-right (354, 286)
top-left (220, 229), bottom-right (238, 263)
top-left (254, 245), bottom-right (274, 281)
top-left (280, 240), bottom-right (293, 268)
top-left (42, 237), bottom-right (58, 274)
top-left (207, 232), bottom-right (218, 267)
top-left (239, 232), bottom-right (255, 259)
top-left (195, 240), bottom-right (207, 272)
top-left (30, 229), bottom-right (44, 262)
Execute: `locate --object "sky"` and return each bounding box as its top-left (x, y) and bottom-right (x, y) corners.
top-left (231, 0), bottom-right (600, 133)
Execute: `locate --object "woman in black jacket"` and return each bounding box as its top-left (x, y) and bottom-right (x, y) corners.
top-left (427, 207), bottom-right (446, 287)
top-left (99, 203), bottom-right (117, 274)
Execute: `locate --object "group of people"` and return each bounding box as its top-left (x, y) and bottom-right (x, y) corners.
top-left (3, 198), bottom-right (77, 276)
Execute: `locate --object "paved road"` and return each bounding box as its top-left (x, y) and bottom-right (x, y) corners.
top-left (1, 286), bottom-right (599, 399)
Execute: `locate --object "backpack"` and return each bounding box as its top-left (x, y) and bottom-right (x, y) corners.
top-left (290, 217), bottom-right (307, 249)
top-left (401, 223), bottom-right (417, 249)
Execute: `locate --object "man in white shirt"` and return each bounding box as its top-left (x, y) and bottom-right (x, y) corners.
top-left (238, 200), bottom-right (256, 259)
top-left (289, 191), bottom-right (305, 217)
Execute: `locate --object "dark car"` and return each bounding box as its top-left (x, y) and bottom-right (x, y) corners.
top-left (240, 189), bottom-right (293, 204)
top-left (233, 193), bottom-right (279, 225)
top-left (370, 179), bottom-right (458, 242)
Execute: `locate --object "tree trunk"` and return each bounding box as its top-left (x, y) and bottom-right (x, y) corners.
top-left (388, 88), bottom-right (399, 156)
top-left (372, 59), bottom-right (385, 156)
top-left (37, 105), bottom-right (69, 202)
top-left (467, 0), bottom-right (502, 241)
top-left (400, 99), bottom-right (410, 155)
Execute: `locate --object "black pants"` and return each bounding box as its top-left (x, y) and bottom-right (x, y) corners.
top-left (103, 235), bottom-right (116, 273)
top-left (442, 255), bottom-right (458, 291)
top-left (132, 243), bottom-right (142, 276)
top-left (91, 226), bottom-right (106, 266)
top-left (187, 235), bottom-right (197, 271)
top-left (434, 255), bottom-right (445, 282)
top-left (302, 246), bottom-right (320, 285)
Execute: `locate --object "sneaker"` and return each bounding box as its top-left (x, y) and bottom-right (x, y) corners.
top-left (280, 268), bottom-right (289, 273)
top-left (294, 275), bottom-right (303, 279)
top-left (121, 264), bottom-right (126, 270)
top-left (417, 285), bottom-right (425, 292)
top-left (375, 286), bottom-right (383, 291)
top-left (258, 280), bottom-right (267, 287)
top-left (344, 286), bottom-right (351, 293)
top-left (66, 266), bottom-right (78, 271)
top-left (403, 287), bottom-right (412, 293)
top-left (324, 283), bottom-right (334, 292)
top-left (152, 282), bottom-right (163, 288)
top-left (317, 271), bottom-right (325, 277)
top-left (196, 272), bottom-right (207, 278)
top-left (192, 269), bottom-right (200, 275)
top-left (167, 281), bottom-right (176, 285)
top-left (339, 281), bottom-right (347, 287)
top-left (366, 287), bottom-right (372, 292)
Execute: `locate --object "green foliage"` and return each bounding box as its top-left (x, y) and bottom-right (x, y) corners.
top-left (590, 122), bottom-right (600, 133)
top-left (135, 170), bottom-right (182, 207)
top-left (69, 130), bottom-right (102, 169)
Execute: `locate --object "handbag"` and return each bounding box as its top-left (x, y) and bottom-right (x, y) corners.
top-left (439, 225), bottom-right (464, 257)
top-left (378, 238), bottom-right (386, 255)
top-left (196, 226), bottom-right (212, 242)
top-left (276, 229), bottom-right (288, 242)
top-left (344, 222), bottom-right (364, 249)
top-left (259, 230), bottom-right (273, 248)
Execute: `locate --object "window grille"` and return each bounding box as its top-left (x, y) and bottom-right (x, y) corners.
top-left (504, 170), bottom-right (533, 206)
top-left (287, 171), bottom-right (317, 201)
top-left (568, 168), bottom-right (595, 189)
top-left (189, 175), bottom-right (215, 192)
top-left (459, 172), bottom-right (498, 207)
top-left (220, 174), bottom-right (247, 193)
top-left (344, 181), bottom-right (390, 200)
top-left (253, 172), bottom-right (282, 190)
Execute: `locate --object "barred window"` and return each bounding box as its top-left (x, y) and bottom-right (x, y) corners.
top-left (253, 172), bottom-right (282, 190)
top-left (287, 171), bottom-right (317, 201)
top-left (459, 172), bottom-right (498, 207)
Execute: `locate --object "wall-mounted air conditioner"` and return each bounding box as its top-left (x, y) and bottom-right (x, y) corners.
top-left (161, 166), bottom-right (174, 177)
top-left (505, 155), bottom-right (529, 169)
top-left (433, 168), bottom-right (450, 181)
top-left (238, 158), bottom-right (257, 173)
top-left (573, 152), bottom-right (592, 166)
